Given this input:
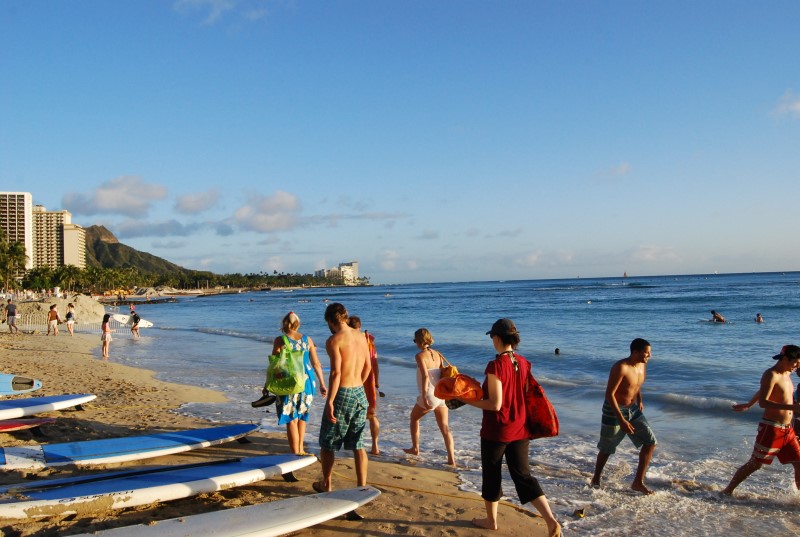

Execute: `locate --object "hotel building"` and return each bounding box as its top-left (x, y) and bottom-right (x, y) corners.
top-left (0, 192), bottom-right (86, 271)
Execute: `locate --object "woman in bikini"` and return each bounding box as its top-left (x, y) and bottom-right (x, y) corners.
top-left (403, 328), bottom-right (456, 466)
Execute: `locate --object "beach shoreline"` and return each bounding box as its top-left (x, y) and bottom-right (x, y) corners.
top-left (0, 331), bottom-right (549, 536)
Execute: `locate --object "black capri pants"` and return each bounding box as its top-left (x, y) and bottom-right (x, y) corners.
top-left (481, 438), bottom-right (544, 504)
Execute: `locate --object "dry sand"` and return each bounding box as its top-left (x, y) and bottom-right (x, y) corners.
top-left (0, 331), bottom-right (549, 536)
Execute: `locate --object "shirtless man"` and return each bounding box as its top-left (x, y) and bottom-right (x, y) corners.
top-left (314, 303), bottom-right (372, 496)
top-left (591, 338), bottom-right (657, 494)
top-left (723, 345), bottom-right (800, 495)
top-left (711, 310), bottom-right (726, 323)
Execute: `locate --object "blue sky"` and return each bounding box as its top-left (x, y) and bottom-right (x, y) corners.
top-left (2, 1), bottom-right (798, 284)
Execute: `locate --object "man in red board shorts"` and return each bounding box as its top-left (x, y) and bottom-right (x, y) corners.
top-left (723, 345), bottom-right (800, 495)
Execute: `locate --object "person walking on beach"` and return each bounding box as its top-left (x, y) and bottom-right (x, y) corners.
top-left (47, 304), bottom-right (62, 336)
top-left (270, 311), bottom-right (327, 456)
top-left (348, 316), bottom-right (382, 456)
top-left (4, 299), bottom-right (18, 334)
top-left (314, 303), bottom-right (371, 496)
top-left (100, 313), bottom-right (112, 359)
top-left (460, 318), bottom-right (561, 536)
top-left (130, 309), bottom-right (141, 338)
top-left (65, 303), bottom-right (76, 336)
top-left (723, 345), bottom-right (800, 495)
top-left (402, 328), bottom-right (457, 466)
top-left (591, 338), bottom-right (657, 495)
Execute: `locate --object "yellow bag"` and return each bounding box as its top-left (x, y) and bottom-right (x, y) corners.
top-left (440, 353), bottom-right (459, 379)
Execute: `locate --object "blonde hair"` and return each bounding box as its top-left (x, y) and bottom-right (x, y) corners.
top-left (281, 311), bottom-right (300, 333)
top-left (414, 328), bottom-right (434, 347)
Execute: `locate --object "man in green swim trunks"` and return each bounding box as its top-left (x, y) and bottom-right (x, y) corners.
top-left (591, 338), bottom-right (657, 495)
top-left (314, 303), bottom-right (372, 495)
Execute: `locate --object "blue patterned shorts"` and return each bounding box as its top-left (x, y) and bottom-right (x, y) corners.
top-left (319, 386), bottom-right (367, 451)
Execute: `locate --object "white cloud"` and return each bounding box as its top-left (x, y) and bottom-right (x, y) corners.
top-left (174, 0), bottom-right (236, 25)
top-left (630, 245), bottom-right (681, 263)
top-left (175, 189), bottom-right (220, 214)
top-left (379, 250), bottom-right (400, 270)
top-left (515, 250), bottom-right (542, 267)
top-left (772, 90), bottom-right (800, 119)
top-left (233, 190), bottom-right (300, 233)
top-left (63, 176), bottom-right (167, 217)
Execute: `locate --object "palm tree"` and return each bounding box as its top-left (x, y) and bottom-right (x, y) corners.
top-left (0, 238), bottom-right (28, 292)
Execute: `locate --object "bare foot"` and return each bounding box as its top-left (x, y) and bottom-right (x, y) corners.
top-left (590, 479), bottom-right (601, 488)
top-left (370, 449), bottom-right (381, 456)
top-left (471, 517), bottom-right (497, 530)
top-left (312, 480), bottom-right (330, 493)
top-left (631, 482), bottom-right (654, 495)
top-left (403, 447), bottom-right (419, 456)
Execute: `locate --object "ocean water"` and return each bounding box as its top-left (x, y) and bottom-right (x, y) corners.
top-left (98, 273), bottom-right (800, 536)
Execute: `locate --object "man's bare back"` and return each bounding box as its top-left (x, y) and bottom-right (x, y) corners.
top-left (326, 324), bottom-right (371, 388)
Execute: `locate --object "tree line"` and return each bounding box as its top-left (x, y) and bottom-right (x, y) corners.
top-left (0, 231), bottom-right (368, 294)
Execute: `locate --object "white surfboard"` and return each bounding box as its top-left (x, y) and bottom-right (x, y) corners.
top-left (70, 486), bottom-right (381, 537)
top-left (0, 374), bottom-right (42, 396)
top-left (0, 423), bottom-right (259, 470)
top-left (112, 313), bottom-right (154, 328)
top-left (0, 394), bottom-right (96, 421)
top-left (0, 454), bottom-right (316, 519)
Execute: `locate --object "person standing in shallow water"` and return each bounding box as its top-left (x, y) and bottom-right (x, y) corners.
top-left (460, 318), bottom-right (561, 536)
top-left (723, 345), bottom-right (800, 495)
top-left (100, 313), bottom-right (112, 359)
top-left (591, 337), bottom-right (657, 495)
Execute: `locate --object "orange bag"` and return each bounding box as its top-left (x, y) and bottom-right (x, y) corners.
top-left (434, 374), bottom-right (483, 401)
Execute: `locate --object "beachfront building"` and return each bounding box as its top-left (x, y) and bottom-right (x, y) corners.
top-left (0, 192), bottom-right (34, 270)
top-left (315, 261), bottom-right (359, 285)
top-left (32, 205), bottom-right (87, 270)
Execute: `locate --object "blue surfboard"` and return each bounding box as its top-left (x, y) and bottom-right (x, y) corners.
top-left (0, 423), bottom-right (259, 470)
top-left (0, 374), bottom-right (42, 396)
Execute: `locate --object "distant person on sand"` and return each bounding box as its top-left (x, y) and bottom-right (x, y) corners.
top-left (4, 299), bottom-right (18, 334)
top-left (47, 304), bottom-right (62, 336)
top-left (591, 338), bottom-right (657, 495)
top-left (65, 303), bottom-right (76, 336)
top-left (710, 310), bottom-right (726, 323)
top-left (348, 316), bottom-right (381, 455)
top-left (270, 311), bottom-right (327, 456)
top-left (460, 318), bottom-right (561, 535)
top-left (314, 303), bottom-right (371, 498)
top-left (723, 345), bottom-right (800, 495)
top-left (755, 313), bottom-right (764, 323)
top-left (130, 309), bottom-right (141, 338)
top-left (403, 328), bottom-right (456, 466)
top-left (101, 313), bottom-right (112, 359)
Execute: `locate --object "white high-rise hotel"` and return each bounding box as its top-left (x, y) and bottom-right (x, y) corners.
top-left (0, 192), bottom-right (86, 271)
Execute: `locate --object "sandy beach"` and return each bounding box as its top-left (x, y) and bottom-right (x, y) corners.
top-left (0, 331), bottom-right (549, 537)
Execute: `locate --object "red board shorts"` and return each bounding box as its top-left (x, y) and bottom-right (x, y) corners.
top-left (752, 419), bottom-right (800, 465)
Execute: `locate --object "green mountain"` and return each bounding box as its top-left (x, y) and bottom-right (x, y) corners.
top-left (84, 225), bottom-right (191, 275)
